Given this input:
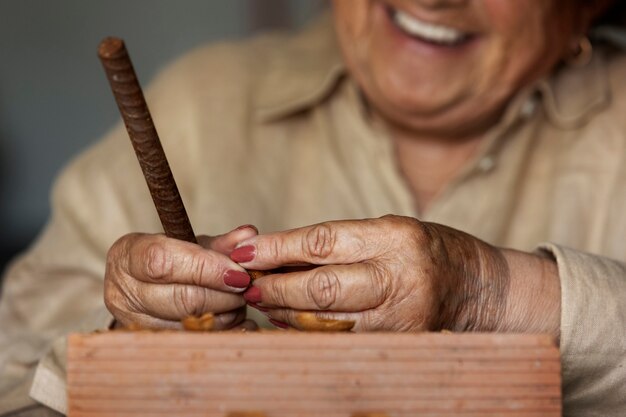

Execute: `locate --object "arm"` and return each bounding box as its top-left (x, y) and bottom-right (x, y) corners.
top-left (231, 215), bottom-right (560, 335)
top-left (540, 244), bottom-right (626, 417)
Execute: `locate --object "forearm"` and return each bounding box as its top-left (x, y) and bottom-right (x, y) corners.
top-left (497, 248), bottom-right (561, 340)
top-left (431, 222), bottom-right (561, 338)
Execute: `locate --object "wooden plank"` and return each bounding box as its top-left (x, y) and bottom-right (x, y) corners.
top-left (67, 332), bottom-right (561, 417)
top-left (68, 347), bottom-right (559, 362)
top-left (67, 360), bottom-right (560, 374)
top-left (68, 371), bottom-right (561, 387)
top-left (68, 331), bottom-right (556, 348)
top-left (69, 384), bottom-right (561, 400)
top-left (69, 397), bottom-right (561, 413)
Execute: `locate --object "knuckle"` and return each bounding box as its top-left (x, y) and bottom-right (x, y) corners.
top-left (367, 262), bottom-right (391, 307)
top-left (307, 269), bottom-right (341, 310)
top-left (173, 285), bottom-right (207, 317)
top-left (261, 279), bottom-right (289, 307)
top-left (267, 278), bottom-right (288, 307)
top-left (187, 252), bottom-right (213, 286)
top-left (267, 237), bottom-right (283, 264)
top-left (407, 218), bottom-right (430, 240)
top-left (304, 223), bottom-right (337, 260)
top-left (383, 215), bottom-right (430, 246)
top-left (144, 240), bottom-right (172, 281)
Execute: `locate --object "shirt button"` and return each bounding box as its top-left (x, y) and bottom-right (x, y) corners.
top-left (478, 156), bottom-right (496, 173)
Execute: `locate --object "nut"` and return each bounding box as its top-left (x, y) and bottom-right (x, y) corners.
top-left (182, 312), bottom-right (215, 331)
top-left (295, 312), bottom-right (355, 332)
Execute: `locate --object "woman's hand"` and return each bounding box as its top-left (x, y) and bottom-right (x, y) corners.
top-left (104, 225), bottom-right (259, 330)
top-left (231, 215), bottom-right (560, 337)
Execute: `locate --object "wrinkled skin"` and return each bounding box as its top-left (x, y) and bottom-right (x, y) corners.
top-left (104, 226), bottom-right (259, 330)
top-left (236, 216), bottom-right (507, 331)
top-left (234, 215), bottom-right (559, 337)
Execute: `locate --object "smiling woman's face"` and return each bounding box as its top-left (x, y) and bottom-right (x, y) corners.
top-left (332, 0), bottom-right (598, 138)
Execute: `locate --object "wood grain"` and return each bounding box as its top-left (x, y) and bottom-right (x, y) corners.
top-left (67, 332), bottom-right (561, 417)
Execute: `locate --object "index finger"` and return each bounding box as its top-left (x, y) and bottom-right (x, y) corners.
top-left (230, 218), bottom-right (387, 269)
top-left (113, 233), bottom-right (250, 291)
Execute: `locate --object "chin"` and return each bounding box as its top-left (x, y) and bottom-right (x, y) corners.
top-left (367, 79), bottom-right (458, 125)
top-left (371, 92), bottom-right (501, 139)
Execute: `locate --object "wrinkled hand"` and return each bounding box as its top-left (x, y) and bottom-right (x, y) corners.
top-left (231, 215), bottom-right (560, 335)
top-left (104, 225), bottom-right (259, 330)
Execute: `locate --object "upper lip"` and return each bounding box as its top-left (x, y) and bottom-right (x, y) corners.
top-left (381, 0), bottom-right (477, 35)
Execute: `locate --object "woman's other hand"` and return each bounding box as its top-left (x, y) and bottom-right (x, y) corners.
top-left (104, 225), bottom-right (259, 330)
top-left (231, 215), bottom-right (560, 337)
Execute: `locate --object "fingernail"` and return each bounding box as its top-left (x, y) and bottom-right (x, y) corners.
top-left (248, 302), bottom-right (268, 313)
top-left (231, 245), bottom-right (255, 263)
top-left (243, 286), bottom-right (262, 303)
top-left (223, 270), bottom-right (251, 289)
top-left (235, 224), bottom-right (258, 233)
top-left (269, 319), bottom-right (289, 329)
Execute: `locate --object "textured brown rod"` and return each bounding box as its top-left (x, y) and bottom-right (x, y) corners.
top-left (98, 37), bottom-right (197, 243)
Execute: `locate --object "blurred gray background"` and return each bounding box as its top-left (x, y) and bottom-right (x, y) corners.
top-left (0, 0), bottom-right (323, 273)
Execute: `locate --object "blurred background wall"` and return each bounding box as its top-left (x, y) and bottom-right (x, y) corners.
top-left (0, 0), bottom-right (323, 274)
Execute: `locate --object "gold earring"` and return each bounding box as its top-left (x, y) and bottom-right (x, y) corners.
top-left (567, 36), bottom-right (593, 67)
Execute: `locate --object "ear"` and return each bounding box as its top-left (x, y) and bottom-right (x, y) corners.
top-left (563, 1), bottom-right (613, 64)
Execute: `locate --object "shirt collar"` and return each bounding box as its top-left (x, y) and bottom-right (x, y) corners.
top-left (538, 49), bottom-right (611, 129)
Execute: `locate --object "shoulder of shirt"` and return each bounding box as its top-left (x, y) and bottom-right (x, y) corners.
top-left (52, 15), bottom-right (345, 209)
top-left (143, 12), bottom-right (344, 122)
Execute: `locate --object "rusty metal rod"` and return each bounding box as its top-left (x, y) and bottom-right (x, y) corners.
top-left (98, 37), bottom-right (197, 244)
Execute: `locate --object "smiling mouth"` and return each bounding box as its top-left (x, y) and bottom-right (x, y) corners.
top-left (387, 6), bottom-right (472, 46)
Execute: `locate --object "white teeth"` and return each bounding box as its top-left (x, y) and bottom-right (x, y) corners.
top-left (393, 9), bottom-right (466, 45)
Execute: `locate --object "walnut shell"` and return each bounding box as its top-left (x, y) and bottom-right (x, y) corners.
top-left (295, 312), bottom-right (355, 332)
top-left (247, 269), bottom-right (269, 280)
top-left (182, 312), bottom-right (215, 331)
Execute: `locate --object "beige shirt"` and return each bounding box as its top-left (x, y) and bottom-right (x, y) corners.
top-left (1, 16), bottom-right (625, 417)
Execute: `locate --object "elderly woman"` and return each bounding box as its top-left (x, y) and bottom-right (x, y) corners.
top-left (1, 0), bottom-right (625, 416)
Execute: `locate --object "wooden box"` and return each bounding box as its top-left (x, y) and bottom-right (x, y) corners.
top-left (67, 332), bottom-right (561, 417)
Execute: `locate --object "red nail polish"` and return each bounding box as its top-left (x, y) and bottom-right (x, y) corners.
top-left (269, 319), bottom-right (289, 329)
top-left (235, 224), bottom-right (259, 233)
top-left (223, 270), bottom-right (250, 288)
top-left (243, 286), bottom-right (262, 304)
top-left (231, 245), bottom-right (255, 263)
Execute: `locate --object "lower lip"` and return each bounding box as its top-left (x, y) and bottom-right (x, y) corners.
top-left (377, 3), bottom-right (477, 56)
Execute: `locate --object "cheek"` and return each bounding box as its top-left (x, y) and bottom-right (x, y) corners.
top-left (478, 1), bottom-right (562, 92)
top-left (332, 0), bottom-right (374, 44)
top-left (332, 2), bottom-right (383, 99)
